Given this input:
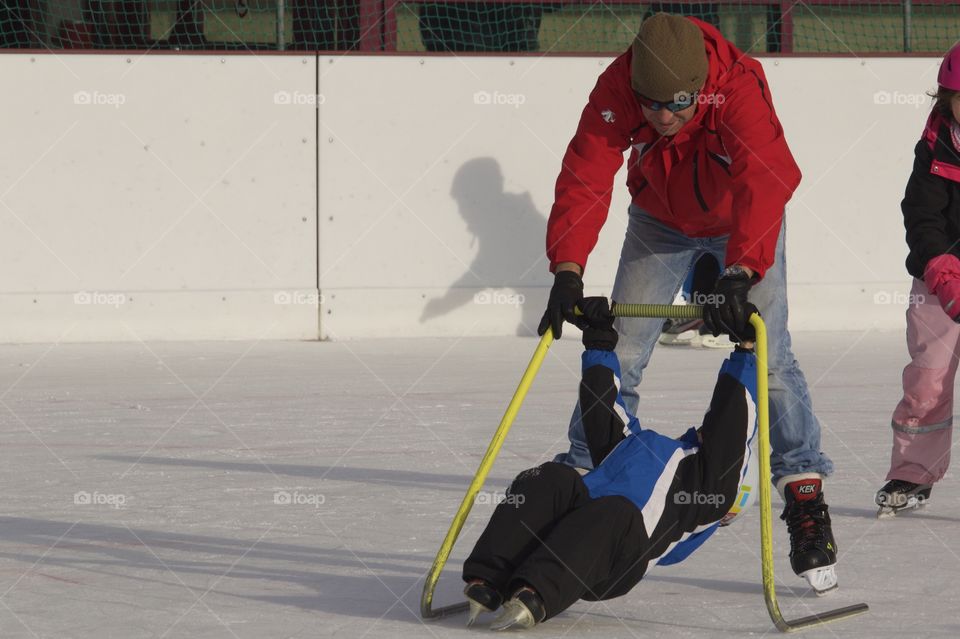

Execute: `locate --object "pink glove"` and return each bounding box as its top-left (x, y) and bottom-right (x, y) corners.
top-left (924, 254), bottom-right (960, 320)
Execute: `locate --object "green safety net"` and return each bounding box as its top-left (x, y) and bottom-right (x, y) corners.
top-left (2, 1), bottom-right (959, 53)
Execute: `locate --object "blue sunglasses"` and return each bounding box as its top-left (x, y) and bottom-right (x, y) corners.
top-left (634, 91), bottom-right (698, 113)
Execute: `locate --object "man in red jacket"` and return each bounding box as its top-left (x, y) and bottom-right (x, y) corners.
top-left (538, 14), bottom-right (839, 594)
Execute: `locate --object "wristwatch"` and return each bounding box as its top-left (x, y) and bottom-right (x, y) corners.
top-left (722, 265), bottom-right (757, 282)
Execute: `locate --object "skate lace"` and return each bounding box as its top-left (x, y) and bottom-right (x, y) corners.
top-left (781, 499), bottom-right (829, 553)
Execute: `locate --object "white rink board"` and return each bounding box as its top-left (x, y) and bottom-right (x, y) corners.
top-left (767, 57), bottom-right (937, 332)
top-left (319, 56), bottom-right (936, 338)
top-left (0, 54), bottom-right (318, 342)
top-left (0, 54), bottom-right (943, 341)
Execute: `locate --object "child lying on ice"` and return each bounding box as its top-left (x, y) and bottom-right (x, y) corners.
top-left (462, 297), bottom-right (759, 630)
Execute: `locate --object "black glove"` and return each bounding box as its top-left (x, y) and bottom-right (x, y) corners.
top-left (577, 297), bottom-right (617, 351)
top-left (702, 266), bottom-right (754, 343)
top-left (537, 270), bottom-right (583, 339)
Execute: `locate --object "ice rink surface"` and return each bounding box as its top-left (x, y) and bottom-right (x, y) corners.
top-left (0, 330), bottom-right (957, 638)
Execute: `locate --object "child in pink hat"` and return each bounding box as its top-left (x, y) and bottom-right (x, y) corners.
top-left (878, 42), bottom-right (960, 516)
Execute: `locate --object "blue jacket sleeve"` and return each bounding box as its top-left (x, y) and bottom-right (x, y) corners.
top-left (718, 349), bottom-right (758, 407)
top-left (579, 349), bottom-right (643, 466)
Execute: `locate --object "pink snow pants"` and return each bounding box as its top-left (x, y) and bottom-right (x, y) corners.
top-left (889, 278), bottom-right (958, 485)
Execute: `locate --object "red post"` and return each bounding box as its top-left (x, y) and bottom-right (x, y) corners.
top-left (779, 0), bottom-right (794, 53)
top-left (384, 0), bottom-right (399, 51)
top-left (358, 0), bottom-right (384, 51)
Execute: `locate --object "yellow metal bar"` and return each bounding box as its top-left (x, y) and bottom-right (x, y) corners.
top-left (751, 312), bottom-right (869, 631)
top-left (752, 313), bottom-right (787, 629)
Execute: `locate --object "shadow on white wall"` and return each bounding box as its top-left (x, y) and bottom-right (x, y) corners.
top-left (419, 157), bottom-right (551, 335)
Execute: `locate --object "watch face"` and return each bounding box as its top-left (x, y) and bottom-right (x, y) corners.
top-left (722, 266), bottom-right (748, 278)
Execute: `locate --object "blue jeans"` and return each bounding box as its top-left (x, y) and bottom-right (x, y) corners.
top-left (555, 206), bottom-right (834, 483)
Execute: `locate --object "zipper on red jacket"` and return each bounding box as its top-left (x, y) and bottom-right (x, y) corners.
top-left (707, 151), bottom-right (731, 175)
top-left (693, 151), bottom-right (709, 212)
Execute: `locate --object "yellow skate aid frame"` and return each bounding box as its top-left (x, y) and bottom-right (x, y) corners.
top-left (420, 304), bottom-right (868, 631)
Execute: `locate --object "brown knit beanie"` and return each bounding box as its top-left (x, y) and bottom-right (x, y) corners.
top-left (631, 14), bottom-right (708, 102)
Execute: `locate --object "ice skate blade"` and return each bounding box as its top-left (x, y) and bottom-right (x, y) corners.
top-left (693, 334), bottom-right (735, 350)
top-left (466, 600), bottom-right (492, 627)
top-left (658, 330), bottom-right (697, 346)
top-left (489, 600), bottom-right (536, 631)
top-left (876, 497), bottom-right (928, 519)
top-left (800, 565), bottom-right (838, 595)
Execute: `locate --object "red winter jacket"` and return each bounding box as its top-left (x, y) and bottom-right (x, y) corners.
top-left (545, 19), bottom-right (801, 280)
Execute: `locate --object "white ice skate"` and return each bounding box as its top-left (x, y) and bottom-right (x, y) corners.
top-left (658, 318), bottom-right (702, 346)
top-left (659, 320), bottom-right (735, 350)
top-left (692, 332), bottom-right (735, 349)
top-left (799, 565), bottom-right (838, 596)
top-left (658, 328), bottom-right (699, 346)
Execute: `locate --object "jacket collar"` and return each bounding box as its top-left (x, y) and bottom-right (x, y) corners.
top-left (924, 110), bottom-right (960, 184)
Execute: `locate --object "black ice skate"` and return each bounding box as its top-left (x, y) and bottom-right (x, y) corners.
top-left (781, 477), bottom-right (838, 595)
top-left (489, 586), bottom-right (546, 631)
top-left (876, 479), bottom-right (932, 518)
top-left (463, 580), bottom-right (502, 627)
